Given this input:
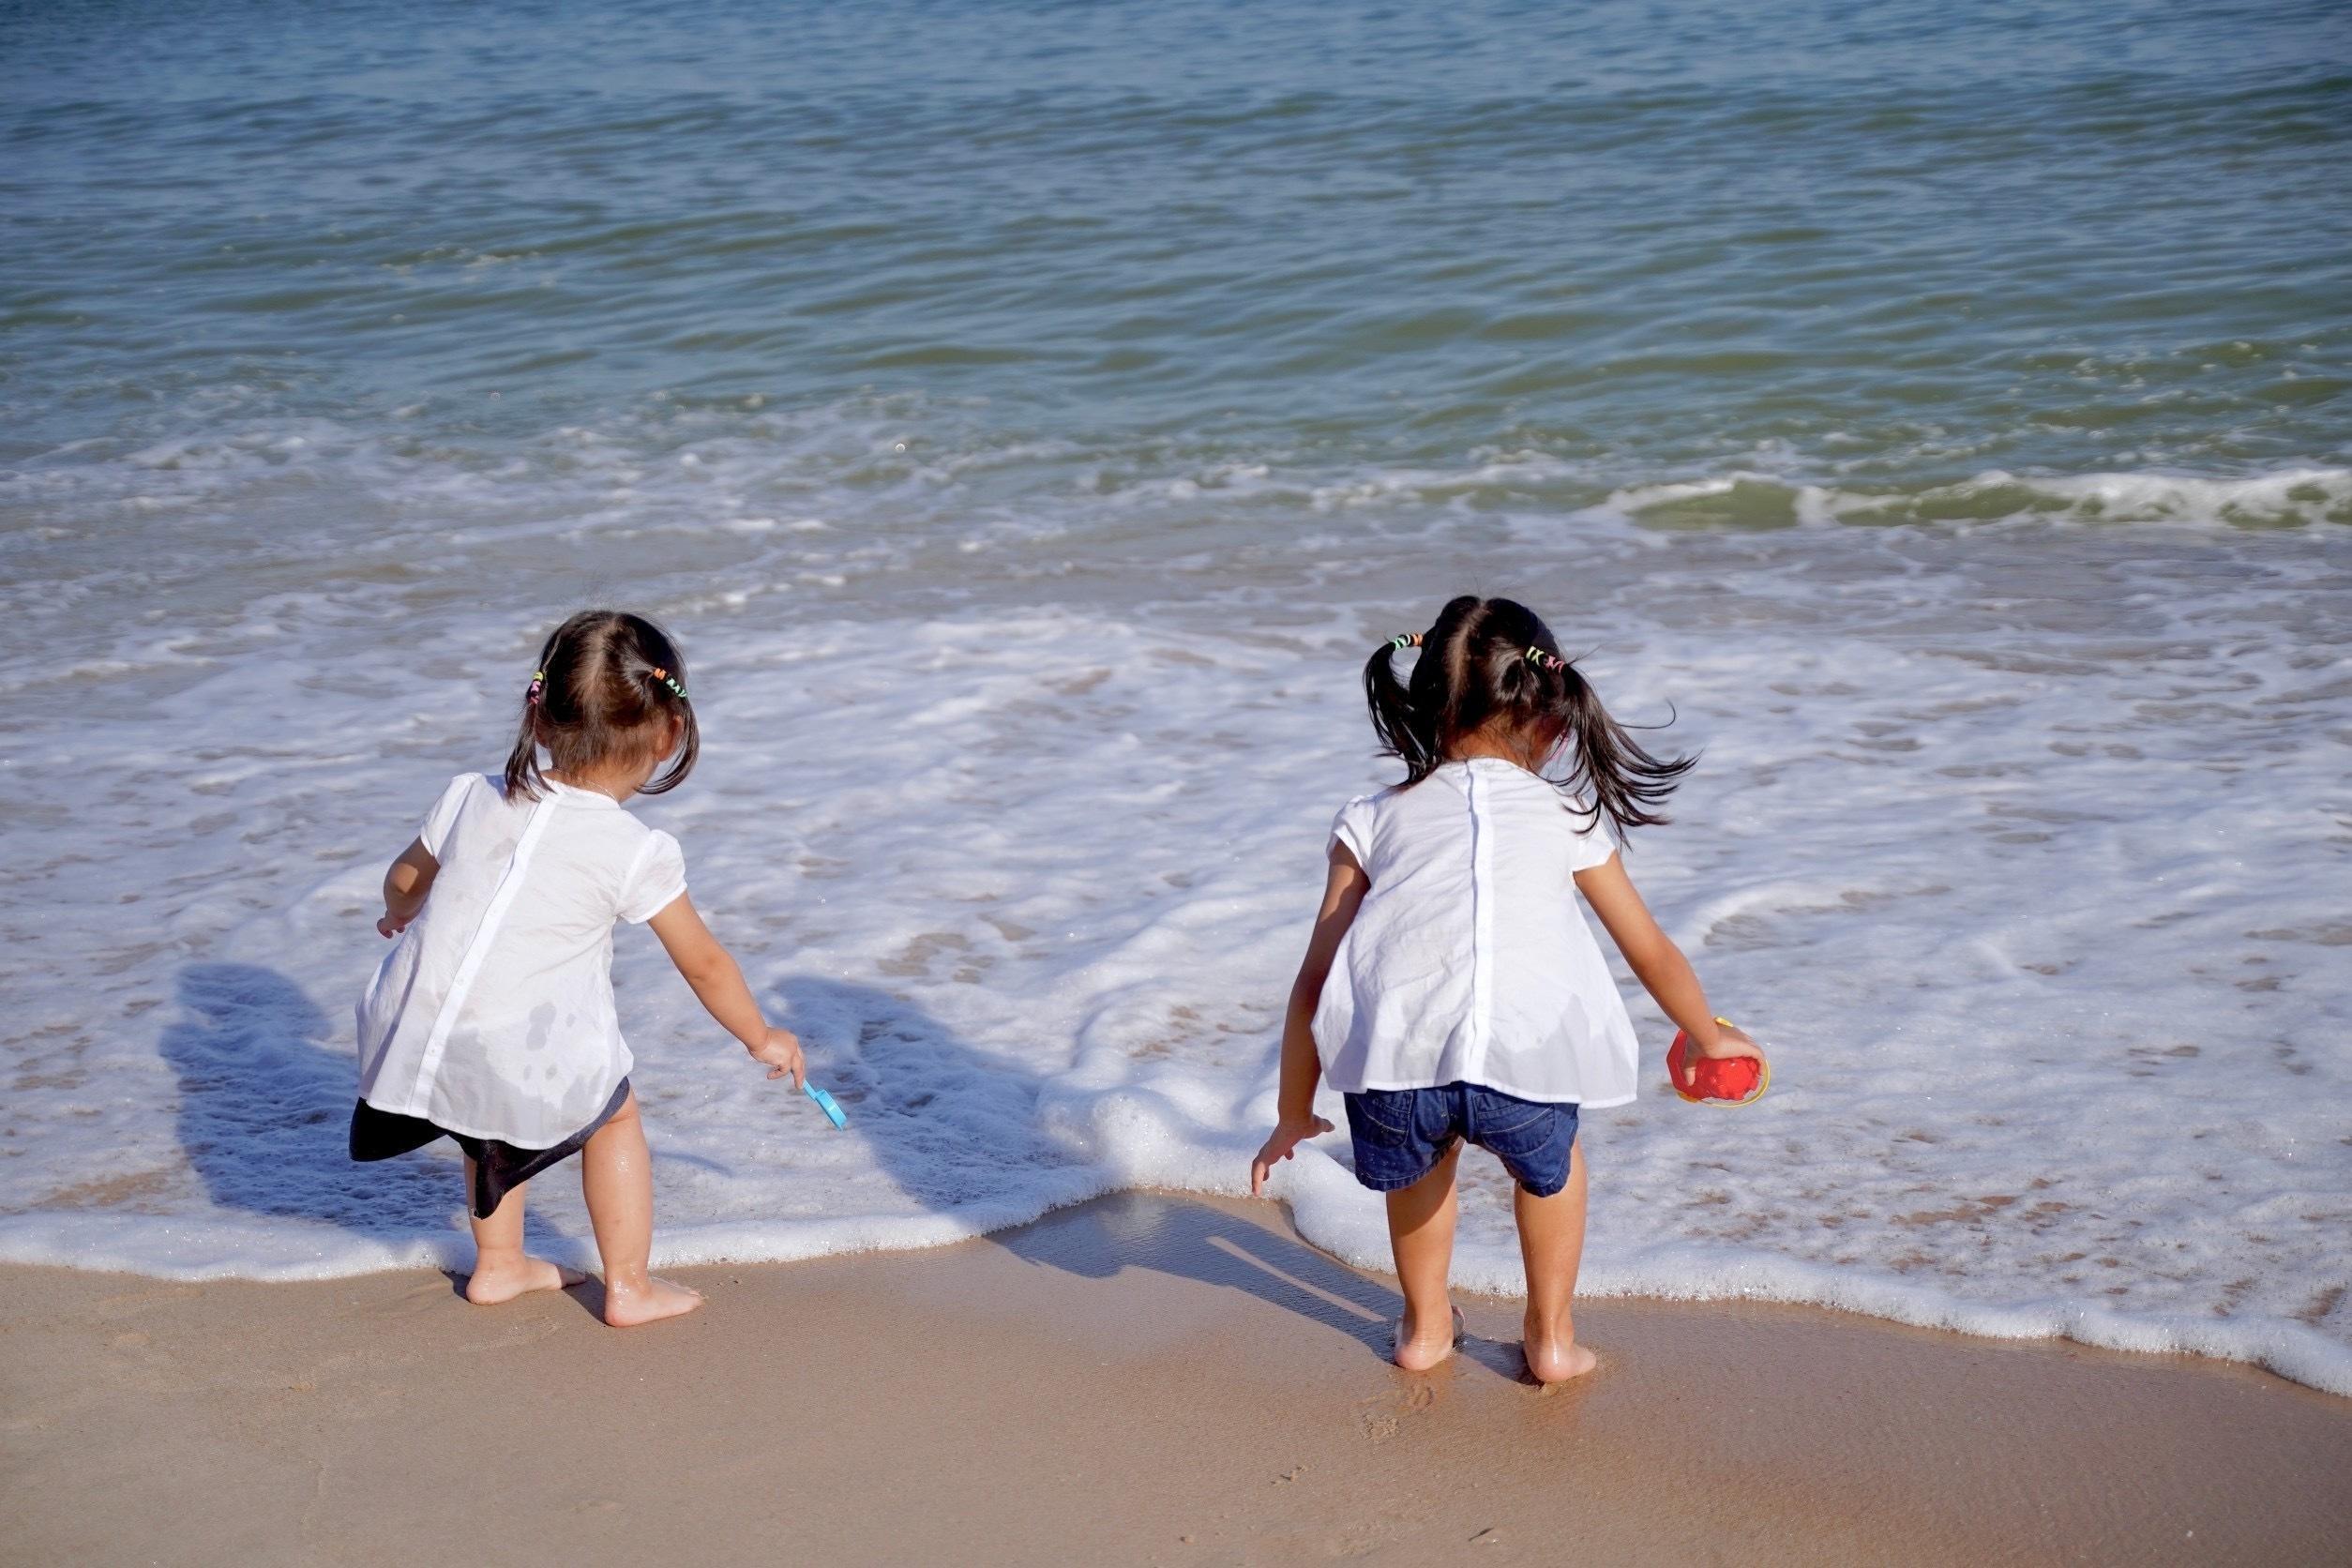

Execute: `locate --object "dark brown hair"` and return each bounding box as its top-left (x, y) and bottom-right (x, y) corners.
top-left (504, 610), bottom-right (699, 802)
top-left (1364, 595), bottom-right (1693, 837)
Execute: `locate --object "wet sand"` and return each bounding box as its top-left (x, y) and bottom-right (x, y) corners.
top-left (4, 1191), bottom-right (2346, 1566)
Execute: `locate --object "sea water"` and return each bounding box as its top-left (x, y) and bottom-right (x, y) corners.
top-left (3, 0), bottom-right (2347, 1393)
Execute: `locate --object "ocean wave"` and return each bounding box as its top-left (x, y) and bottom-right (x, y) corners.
top-left (1584, 466), bottom-right (2352, 530)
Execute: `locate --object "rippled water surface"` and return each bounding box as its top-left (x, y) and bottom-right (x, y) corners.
top-left (2, 1), bottom-right (2348, 1391)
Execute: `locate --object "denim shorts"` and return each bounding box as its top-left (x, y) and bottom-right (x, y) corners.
top-left (1343, 1081), bottom-right (1580, 1198)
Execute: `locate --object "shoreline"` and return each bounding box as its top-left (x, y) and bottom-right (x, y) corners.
top-left (5, 1190), bottom-right (2347, 1565)
top-left (8, 1176), bottom-right (2346, 1398)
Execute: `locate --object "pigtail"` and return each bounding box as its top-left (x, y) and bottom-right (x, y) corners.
top-left (1546, 659), bottom-right (1694, 837)
top-left (1365, 595), bottom-right (1487, 786)
top-left (501, 709), bottom-right (548, 802)
top-left (631, 654), bottom-right (701, 796)
top-left (502, 628), bottom-right (563, 802)
top-left (1364, 635), bottom-right (1437, 782)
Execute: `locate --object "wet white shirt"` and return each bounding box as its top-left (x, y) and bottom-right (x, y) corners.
top-left (355, 774), bottom-right (687, 1147)
top-left (1311, 758), bottom-right (1638, 1107)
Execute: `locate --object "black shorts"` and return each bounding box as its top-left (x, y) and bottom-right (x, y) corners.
top-left (349, 1078), bottom-right (633, 1219)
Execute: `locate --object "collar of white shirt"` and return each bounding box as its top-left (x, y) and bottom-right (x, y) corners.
top-left (543, 778), bottom-right (625, 809)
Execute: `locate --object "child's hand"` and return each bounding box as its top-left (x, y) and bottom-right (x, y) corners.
top-left (748, 1026), bottom-right (806, 1089)
top-left (1249, 1113), bottom-right (1336, 1196)
top-left (376, 912), bottom-right (412, 939)
top-left (1680, 1021), bottom-right (1762, 1092)
top-left (1696, 1022), bottom-right (1762, 1060)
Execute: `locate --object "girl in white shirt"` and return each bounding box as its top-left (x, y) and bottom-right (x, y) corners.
top-left (352, 610), bottom-right (805, 1327)
top-left (1250, 595), bottom-right (1761, 1381)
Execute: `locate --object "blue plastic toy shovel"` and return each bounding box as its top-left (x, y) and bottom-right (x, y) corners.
top-left (803, 1081), bottom-right (849, 1128)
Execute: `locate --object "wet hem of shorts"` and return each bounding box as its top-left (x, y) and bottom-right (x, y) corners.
top-left (1349, 1164), bottom-right (1571, 1199)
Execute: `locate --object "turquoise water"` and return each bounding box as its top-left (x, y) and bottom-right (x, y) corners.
top-left (5, 2), bottom-right (2347, 560)
top-left (4, 2), bottom-right (2351, 1389)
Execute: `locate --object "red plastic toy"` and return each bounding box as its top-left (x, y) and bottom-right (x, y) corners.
top-left (1667, 1017), bottom-right (1770, 1106)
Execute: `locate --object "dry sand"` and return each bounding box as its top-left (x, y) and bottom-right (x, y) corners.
top-left (5, 1192), bottom-right (2347, 1566)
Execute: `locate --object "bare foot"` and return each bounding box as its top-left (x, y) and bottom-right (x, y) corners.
top-left (1393, 1304), bottom-right (1465, 1371)
top-left (463, 1257), bottom-right (585, 1305)
top-left (601, 1274), bottom-right (703, 1327)
top-left (1522, 1326), bottom-right (1598, 1385)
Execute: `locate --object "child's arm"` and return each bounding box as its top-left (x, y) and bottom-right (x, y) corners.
top-left (1250, 842), bottom-right (1370, 1195)
top-left (1574, 854), bottom-right (1761, 1083)
top-left (645, 894), bottom-right (805, 1087)
top-left (377, 838), bottom-right (439, 937)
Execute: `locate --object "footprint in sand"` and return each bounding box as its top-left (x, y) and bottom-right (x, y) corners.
top-left (1357, 1379), bottom-right (1438, 1440)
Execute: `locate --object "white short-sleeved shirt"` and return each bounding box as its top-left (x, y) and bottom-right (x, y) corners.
top-left (1310, 758), bottom-right (1638, 1107)
top-left (355, 774), bottom-right (688, 1148)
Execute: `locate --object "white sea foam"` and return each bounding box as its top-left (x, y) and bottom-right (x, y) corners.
top-left (2, 493), bottom-right (2347, 1394)
top-left (1584, 465), bottom-right (2352, 531)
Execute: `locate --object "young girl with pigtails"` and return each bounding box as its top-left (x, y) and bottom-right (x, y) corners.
top-left (1251, 595), bottom-right (1760, 1381)
top-left (350, 609), bottom-right (806, 1326)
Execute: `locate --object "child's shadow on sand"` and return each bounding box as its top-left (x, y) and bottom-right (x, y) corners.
top-left (157, 963), bottom-right (577, 1295)
top-left (773, 976), bottom-right (1528, 1377)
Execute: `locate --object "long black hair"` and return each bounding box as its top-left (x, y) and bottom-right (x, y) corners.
top-left (504, 609), bottom-right (700, 802)
top-left (1364, 595), bottom-right (1693, 837)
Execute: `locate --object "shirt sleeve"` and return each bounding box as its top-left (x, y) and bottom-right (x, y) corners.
top-left (417, 774), bottom-right (477, 860)
top-left (619, 829), bottom-right (688, 925)
top-left (1564, 800), bottom-right (1617, 872)
top-left (1329, 795), bottom-right (1376, 867)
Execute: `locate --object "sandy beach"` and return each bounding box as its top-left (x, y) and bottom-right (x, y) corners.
top-left (6, 1191), bottom-right (2345, 1566)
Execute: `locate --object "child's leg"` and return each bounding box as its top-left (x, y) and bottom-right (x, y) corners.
top-left (1385, 1142), bottom-right (1464, 1371)
top-left (578, 1090), bottom-right (702, 1327)
top-left (460, 1163), bottom-right (580, 1304)
top-left (1515, 1138), bottom-right (1596, 1383)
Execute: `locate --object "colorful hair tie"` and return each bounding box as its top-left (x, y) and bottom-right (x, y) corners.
top-left (649, 666), bottom-right (687, 701)
top-left (525, 669), bottom-right (546, 704)
top-left (1525, 645), bottom-right (1566, 672)
top-left (1388, 632), bottom-right (1424, 651)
